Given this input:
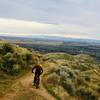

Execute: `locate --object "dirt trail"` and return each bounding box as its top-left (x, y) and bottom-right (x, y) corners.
top-left (0, 67), bottom-right (56, 100)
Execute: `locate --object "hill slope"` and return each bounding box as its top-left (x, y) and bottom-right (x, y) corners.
top-left (43, 53), bottom-right (100, 100)
top-left (0, 41), bottom-right (43, 97)
top-left (0, 41), bottom-right (100, 100)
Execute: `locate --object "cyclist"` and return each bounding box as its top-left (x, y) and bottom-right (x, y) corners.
top-left (32, 63), bottom-right (43, 86)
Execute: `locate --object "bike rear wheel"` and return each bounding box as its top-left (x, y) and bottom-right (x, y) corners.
top-left (34, 75), bottom-right (39, 89)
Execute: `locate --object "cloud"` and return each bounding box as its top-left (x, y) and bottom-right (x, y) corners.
top-left (0, 18), bottom-right (100, 40)
top-left (0, 0), bottom-right (100, 24)
top-left (0, 0), bottom-right (100, 40)
top-left (0, 18), bottom-right (56, 34)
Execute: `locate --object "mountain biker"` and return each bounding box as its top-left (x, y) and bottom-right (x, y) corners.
top-left (32, 64), bottom-right (43, 86)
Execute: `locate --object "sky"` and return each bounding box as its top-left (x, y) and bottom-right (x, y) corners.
top-left (0, 0), bottom-right (100, 40)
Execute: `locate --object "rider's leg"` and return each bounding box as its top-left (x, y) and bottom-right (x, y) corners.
top-left (33, 74), bottom-right (36, 85)
top-left (38, 74), bottom-right (40, 84)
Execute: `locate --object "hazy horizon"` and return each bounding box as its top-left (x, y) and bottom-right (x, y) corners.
top-left (0, 0), bottom-right (100, 40)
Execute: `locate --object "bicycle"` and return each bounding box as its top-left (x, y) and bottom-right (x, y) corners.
top-left (33, 74), bottom-right (40, 89)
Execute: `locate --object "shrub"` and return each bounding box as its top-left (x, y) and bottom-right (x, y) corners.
top-left (76, 87), bottom-right (98, 100)
top-left (96, 85), bottom-right (100, 94)
top-left (11, 64), bottom-right (21, 75)
top-left (25, 53), bottom-right (32, 62)
top-left (85, 76), bottom-right (91, 82)
top-left (46, 72), bottom-right (60, 85)
top-left (49, 66), bottom-right (60, 74)
top-left (61, 80), bottom-right (75, 96)
top-left (76, 77), bottom-right (86, 86)
top-left (0, 42), bottom-right (42, 76)
top-left (3, 43), bottom-right (14, 54)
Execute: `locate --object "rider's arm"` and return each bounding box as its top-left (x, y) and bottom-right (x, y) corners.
top-left (32, 66), bottom-right (36, 73)
top-left (40, 67), bottom-right (43, 74)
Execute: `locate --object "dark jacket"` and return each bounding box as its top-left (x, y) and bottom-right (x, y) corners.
top-left (32, 64), bottom-right (43, 75)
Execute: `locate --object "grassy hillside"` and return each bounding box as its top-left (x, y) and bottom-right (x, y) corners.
top-left (0, 41), bottom-right (43, 97)
top-left (43, 53), bottom-right (100, 100)
top-left (0, 41), bottom-right (100, 100)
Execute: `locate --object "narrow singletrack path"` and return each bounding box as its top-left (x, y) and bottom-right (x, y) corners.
top-left (0, 67), bottom-right (56, 100)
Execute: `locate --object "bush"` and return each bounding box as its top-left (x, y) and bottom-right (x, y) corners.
top-left (25, 53), bottom-right (33, 62)
top-left (76, 77), bottom-right (86, 86)
top-left (85, 76), bottom-right (91, 82)
top-left (76, 87), bottom-right (98, 100)
top-left (0, 43), bottom-right (42, 76)
top-left (11, 64), bottom-right (21, 75)
top-left (96, 85), bottom-right (100, 94)
top-left (61, 80), bottom-right (75, 96)
top-left (3, 43), bottom-right (14, 54)
top-left (53, 66), bottom-right (76, 79)
top-left (46, 72), bottom-right (60, 85)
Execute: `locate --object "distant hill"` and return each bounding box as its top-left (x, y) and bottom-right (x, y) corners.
top-left (0, 35), bottom-right (100, 44)
top-left (0, 35), bottom-right (100, 60)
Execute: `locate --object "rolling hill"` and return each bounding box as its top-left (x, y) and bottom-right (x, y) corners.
top-left (0, 41), bottom-right (100, 100)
